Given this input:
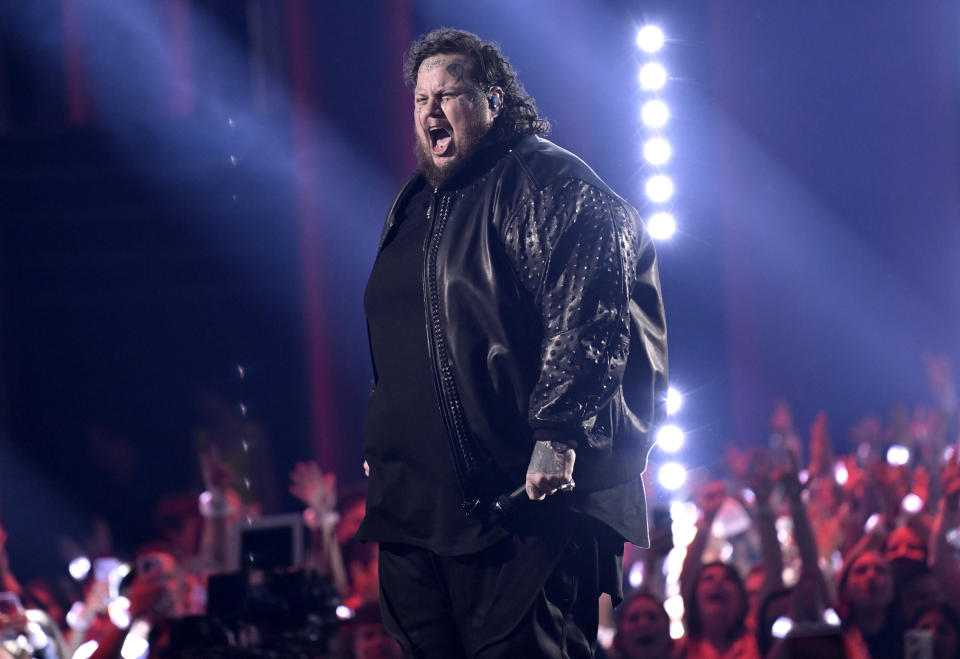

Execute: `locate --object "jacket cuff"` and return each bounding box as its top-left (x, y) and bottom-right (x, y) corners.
top-left (532, 428), bottom-right (578, 451)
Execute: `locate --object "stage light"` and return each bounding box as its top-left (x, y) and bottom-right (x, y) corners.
top-left (865, 513), bottom-right (881, 534)
top-left (641, 100), bottom-right (670, 128)
top-left (628, 561), bottom-right (644, 587)
top-left (644, 137), bottom-right (672, 165)
top-left (834, 462), bottom-right (848, 486)
top-left (772, 617), bottom-right (794, 639)
top-left (69, 556), bottom-right (91, 581)
top-left (666, 387), bottom-right (683, 414)
top-left (120, 635), bottom-right (149, 659)
top-left (658, 462), bottom-right (687, 490)
top-left (656, 425), bottom-right (685, 452)
top-left (73, 641), bottom-right (100, 659)
top-left (664, 595), bottom-right (684, 619)
top-left (824, 608), bottom-right (841, 626)
top-left (645, 175), bottom-right (674, 202)
top-left (639, 63), bottom-right (667, 90)
top-left (670, 620), bottom-right (685, 639)
top-left (336, 605), bottom-right (355, 620)
top-left (636, 26), bottom-right (665, 53)
top-left (887, 444), bottom-right (910, 466)
top-left (108, 597), bottom-right (131, 629)
top-left (647, 212), bottom-right (676, 240)
top-left (902, 493), bottom-right (923, 513)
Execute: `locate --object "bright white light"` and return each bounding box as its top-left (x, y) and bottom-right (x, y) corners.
top-left (719, 542), bottom-right (734, 562)
top-left (670, 620), bottom-right (685, 639)
top-left (772, 617), bottom-right (794, 639)
top-left (636, 26), bottom-right (665, 53)
top-left (902, 493), bottom-right (924, 513)
top-left (887, 444), bottom-right (910, 466)
top-left (824, 608), bottom-right (841, 626)
top-left (643, 137), bottom-right (673, 165)
top-left (69, 556), bottom-right (91, 581)
top-left (865, 513), bottom-right (881, 533)
top-left (639, 63), bottom-right (667, 90)
top-left (641, 99), bottom-right (670, 128)
top-left (664, 595), bottom-right (685, 619)
top-left (656, 425), bottom-right (685, 453)
top-left (336, 605), bottom-right (354, 620)
top-left (647, 212), bottom-right (676, 240)
top-left (645, 175), bottom-right (674, 202)
top-left (73, 640), bottom-right (100, 659)
top-left (120, 634), bottom-right (149, 659)
top-left (108, 597), bottom-right (131, 629)
top-left (628, 562), bottom-right (644, 587)
top-left (666, 387), bottom-right (683, 414)
top-left (658, 462), bottom-right (687, 490)
top-left (798, 469), bottom-right (809, 484)
top-left (834, 462), bottom-right (848, 486)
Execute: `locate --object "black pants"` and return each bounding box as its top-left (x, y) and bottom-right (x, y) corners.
top-left (377, 526), bottom-right (601, 659)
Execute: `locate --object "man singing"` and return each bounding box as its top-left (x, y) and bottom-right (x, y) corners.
top-left (356, 28), bottom-right (668, 658)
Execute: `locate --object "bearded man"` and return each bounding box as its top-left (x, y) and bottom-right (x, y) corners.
top-left (356, 28), bottom-right (668, 658)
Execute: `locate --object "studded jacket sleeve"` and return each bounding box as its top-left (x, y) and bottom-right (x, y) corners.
top-left (504, 179), bottom-right (647, 450)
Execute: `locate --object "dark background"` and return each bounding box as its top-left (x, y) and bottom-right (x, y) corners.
top-left (1, 1), bottom-right (957, 581)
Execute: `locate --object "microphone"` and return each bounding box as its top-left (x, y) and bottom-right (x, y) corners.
top-left (490, 481), bottom-right (575, 517)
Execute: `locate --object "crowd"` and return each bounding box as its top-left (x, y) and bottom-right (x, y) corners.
top-left (1, 357), bottom-right (958, 658)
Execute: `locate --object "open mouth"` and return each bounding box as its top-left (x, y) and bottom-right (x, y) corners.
top-left (429, 126), bottom-right (452, 156)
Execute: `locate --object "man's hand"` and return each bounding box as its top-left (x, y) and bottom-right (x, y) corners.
top-left (525, 440), bottom-right (575, 500)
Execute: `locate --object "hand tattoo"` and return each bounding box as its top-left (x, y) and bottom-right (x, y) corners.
top-left (527, 440), bottom-right (573, 475)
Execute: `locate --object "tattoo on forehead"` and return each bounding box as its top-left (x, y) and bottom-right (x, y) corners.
top-left (420, 57), bottom-right (446, 73)
top-left (446, 62), bottom-right (465, 83)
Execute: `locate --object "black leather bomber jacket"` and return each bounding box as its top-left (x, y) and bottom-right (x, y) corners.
top-left (371, 134), bottom-right (668, 534)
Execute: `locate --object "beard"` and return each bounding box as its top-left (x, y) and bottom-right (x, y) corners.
top-left (414, 116), bottom-right (490, 188)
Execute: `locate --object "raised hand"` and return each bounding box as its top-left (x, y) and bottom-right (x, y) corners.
top-left (289, 461), bottom-right (337, 514)
top-left (748, 450), bottom-right (775, 504)
top-left (697, 480), bottom-right (727, 523)
top-left (941, 450), bottom-right (960, 511)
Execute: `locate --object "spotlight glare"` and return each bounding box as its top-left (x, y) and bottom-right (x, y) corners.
top-left (108, 597), bottom-right (131, 629)
top-left (666, 387), bottom-right (683, 414)
top-left (647, 212), bottom-right (676, 240)
top-left (628, 561), bottom-right (644, 587)
top-left (641, 100), bottom-right (670, 128)
top-left (336, 605), bottom-right (355, 620)
top-left (645, 175), bottom-right (674, 202)
top-left (887, 444), bottom-right (910, 466)
top-left (902, 493), bottom-right (924, 514)
top-left (772, 617), bottom-right (794, 639)
top-left (69, 556), bottom-right (91, 581)
top-left (636, 26), bottom-right (665, 53)
top-left (73, 641), bottom-right (100, 659)
top-left (656, 425), bottom-right (685, 453)
top-left (639, 63), bottom-right (667, 90)
top-left (643, 137), bottom-right (673, 165)
top-left (824, 608), bottom-right (841, 626)
top-left (658, 462), bottom-right (687, 490)
top-left (834, 462), bottom-right (848, 486)
top-left (120, 635), bottom-right (149, 659)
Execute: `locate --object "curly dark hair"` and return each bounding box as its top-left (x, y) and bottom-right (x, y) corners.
top-left (403, 28), bottom-right (550, 143)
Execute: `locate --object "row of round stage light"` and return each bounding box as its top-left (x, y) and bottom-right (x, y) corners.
top-left (636, 25), bottom-right (686, 490)
top-left (637, 25), bottom-right (675, 241)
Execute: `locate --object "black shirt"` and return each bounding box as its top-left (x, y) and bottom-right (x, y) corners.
top-left (357, 180), bottom-right (508, 555)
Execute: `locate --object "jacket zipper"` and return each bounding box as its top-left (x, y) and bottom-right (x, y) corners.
top-left (423, 189), bottom-right (482, 515)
